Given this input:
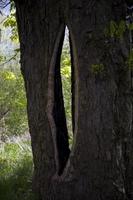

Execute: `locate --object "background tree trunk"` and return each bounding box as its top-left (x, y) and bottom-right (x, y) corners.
top-left (14, 0), bottom-right (133, 199)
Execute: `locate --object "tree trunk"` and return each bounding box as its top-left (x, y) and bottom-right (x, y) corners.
top-left (14, 0), bottom-right (133, 199)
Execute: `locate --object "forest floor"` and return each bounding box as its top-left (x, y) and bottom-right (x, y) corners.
top-left (0, 134), bottom-right (34, 200)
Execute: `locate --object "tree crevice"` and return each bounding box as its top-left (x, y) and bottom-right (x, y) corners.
top-left (56, 24), bottom-right (80, 180)
top-left (53, 26), bottom-right (70, 175)
top-left (47, 24), bottom-right (71, 176)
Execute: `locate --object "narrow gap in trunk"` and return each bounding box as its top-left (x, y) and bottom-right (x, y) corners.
top-left (53, 26), bottom-right (74, 175)
top-left (61, 27), bottom-right (73, 149)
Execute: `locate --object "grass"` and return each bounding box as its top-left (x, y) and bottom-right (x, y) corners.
top-left (0, 139), bottom-right (34, 200)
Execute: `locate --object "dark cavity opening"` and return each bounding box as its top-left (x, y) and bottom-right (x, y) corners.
top-left (61, 27), bottom-right (74, 148)
top-left (53, 26), bottom-right (74, 175)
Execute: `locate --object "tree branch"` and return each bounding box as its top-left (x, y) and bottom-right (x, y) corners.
top-left (0, 52), bottom-right (18, 67)
top-left (2, 1), bottom-right (10, 9)
top-left (0, 109), bottom-right (10, 121)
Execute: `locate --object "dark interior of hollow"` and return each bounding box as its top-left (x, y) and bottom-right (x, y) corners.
top-left (53, 27), bottom-right (74, 175)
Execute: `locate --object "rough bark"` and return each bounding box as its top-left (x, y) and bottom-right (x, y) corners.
top-left (14, 0), bottom-right (133, 199)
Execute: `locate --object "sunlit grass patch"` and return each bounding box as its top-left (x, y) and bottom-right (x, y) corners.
top-left (0, 140), bottom-right (34, 200)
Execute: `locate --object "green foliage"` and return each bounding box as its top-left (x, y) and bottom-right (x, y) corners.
top-left (91, 63), bottom-right (105, 75)
top-left (104, 20), bottom-right (126, 39)
top-left (0, 140), bottom-right (34, 200)
top-left (128, 23), bottom-right (133, 31)
top-left (126, 50), bottom-right (133, 69)
top-left (0, 55), bottom-right (6, 62)
top-left (0, 69), bottom-right (28, 136)
top-left (110, 20), bottom-right (118, 38)
top-left (117, 20), bottom-right (126, 39)
top-left (3, 10), bottom-right (18, 42)
top-left (61, 43), bottom-right (72, 137)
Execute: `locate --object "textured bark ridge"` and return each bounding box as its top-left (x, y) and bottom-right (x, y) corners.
top-left (15, 0), bottom-right (133, 199)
